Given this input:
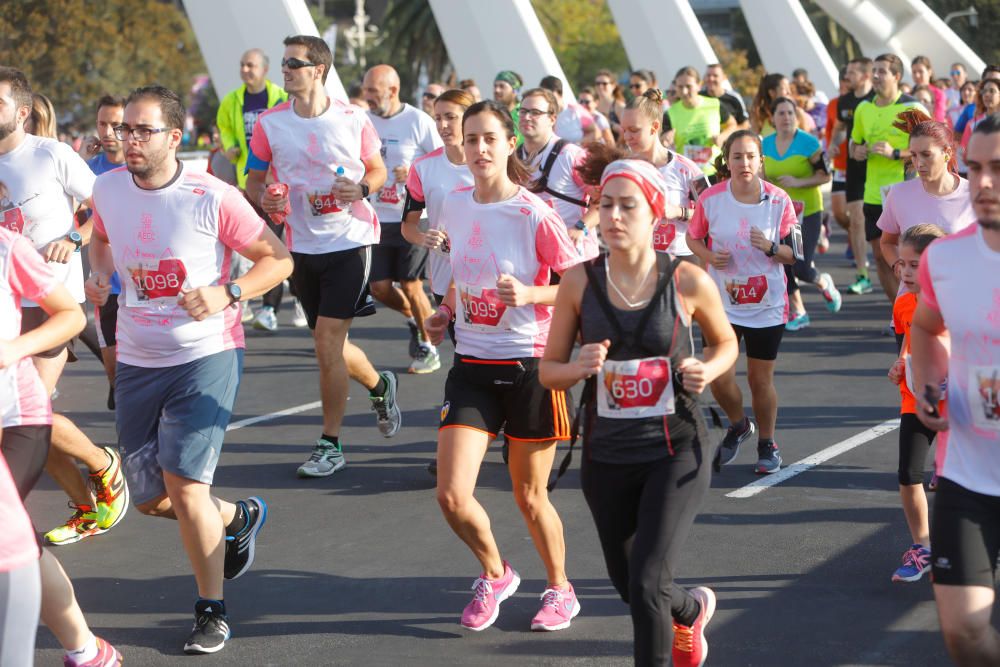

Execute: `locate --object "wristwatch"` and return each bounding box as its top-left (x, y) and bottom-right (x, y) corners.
top-left (892, 148), bottom-right (901, 160)
top-left (574, 219), bottom-right (588, 234)
top-left (66, 231), bottom-right (83, 252)
top-left (224, 282), bottom-right (242, 304)
top-left (359, 182), bottom-right (370, 199)
top-left (765, 241), bottom-right (778, 257)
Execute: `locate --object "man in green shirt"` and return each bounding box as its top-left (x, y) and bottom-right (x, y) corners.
top-left (850, 53), bottom-right (927, 301)
top-left (493, 70), bottom-right (524, 146)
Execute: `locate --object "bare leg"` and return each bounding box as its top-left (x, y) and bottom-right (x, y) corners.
top-left (39, 549), bottom-right (91, 650)
top-left (900, 484), bottom-right (930, 546)
top-left (436, 427), bottom-right (503, 578)
top-left (507, 438), bottom-right (567, 587)
top-left (370, 279), bottom-right (413, 318)
top-left (312, 317), bottom-right (352, 435)
top-left (709, 361), bottom-right (745, 426)
top-left (871, 239), bottom-right (899, 302)
top-left (934, 584), bottom-right (1000, 666)
top-left (344, 338), bottom-right (380, 391)
top-left (746, 358), bottom-right (778, 440)
top-left (401, 279), bottom-right (434, 342)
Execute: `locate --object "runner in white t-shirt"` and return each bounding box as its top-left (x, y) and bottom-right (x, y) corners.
top-left (423, 100), bottom-right (583, 634)
top-left (0, 67), bottom-right (130, 548)
top-left (364, 64), bottom-right (443, 373)
top-left (621, 89), bottom-right (710, 258)
top-left (687, 130), bottom-right (797, 475)
top-left (246, 36), bottom-right (399, 479)
top-left (86, 84), bottom-right (292, 655)
top-left (910, 115), bottom-right (1000, 667)
top-left (539, 75), bottom-right (600, 145)
top-left (877, 111), bottom-right (976, 296)
top-left (516, 87), bottom-right (599, 260)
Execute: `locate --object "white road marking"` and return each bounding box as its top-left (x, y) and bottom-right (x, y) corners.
top-left (725, 418), bottom-right (901, 499)
top-left (226, 400), bottom-right (323, 432)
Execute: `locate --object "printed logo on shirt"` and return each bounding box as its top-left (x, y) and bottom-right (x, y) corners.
top-left (138, 213), bottom-right (156, 243)
top-left (0, 187), bottom-right (39, 235)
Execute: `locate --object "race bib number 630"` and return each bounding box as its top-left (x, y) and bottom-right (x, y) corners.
top-left (597, 357), bottom-right (675, 419)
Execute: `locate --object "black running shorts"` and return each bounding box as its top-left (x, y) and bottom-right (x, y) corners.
top-left (291, 246), bottom-right (376, 328)
top-left (732, 323), bottom-right (784, 361)
top-left (371, 222), bottom-right (427, 283)
top-left (439, 355), bottom-right (572, 442)
top-left (863, 204), bottom-right (883, 242)
top-left (20, 306), bottom-right (76, 360)
top-left (96, 297), bottom-right (119, 348)
top-left (931, 477), bottom-right (1000, 588)
top-left (845, 158), bottom-right (866, 203)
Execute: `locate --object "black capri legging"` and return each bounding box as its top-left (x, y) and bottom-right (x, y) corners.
top-left (581, 440), bottom-right (711, 666)
top-left (898, 413), bottom-right (937, 486)
top-left (786, 211), bottom-right (823, 294)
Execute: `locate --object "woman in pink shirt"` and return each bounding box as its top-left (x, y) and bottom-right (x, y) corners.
top-left (910, 56), bottom-right (948, 123)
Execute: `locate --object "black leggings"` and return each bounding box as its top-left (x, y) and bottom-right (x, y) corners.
top-left (581, 442), bottom-right (711, 667)
top-left (785, 211), bottom-right (823, 294)
top-left (898, 413), bottom-right (936, 486)
top-left (0, 425), bottom-right (51, 501)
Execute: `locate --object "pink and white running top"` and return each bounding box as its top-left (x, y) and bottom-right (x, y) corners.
top-left (0, 455), bottom-right (39, 573)
top-left (878, 177), bottom-right (976, 295)
top-left (919, 224), bottom-right (1000, 496)
top-left (0, 227), bottom-right (55, 428)
top-left (92, 164), bottom-right (265, 368)
top-left (440, 186), bottom-right (581, 358)
top-left (555, 102), bottom-right (595, 144)
top-left (249, 98), bottom-right (381, 254)
top-left (406, 147), bottom-right (474, 296)
top-left (688, 179), bottom-right (796, 328)
top-left (654, 151), bottom-right (706, 256)
top-left (524, 137), bottom-right (599, 260)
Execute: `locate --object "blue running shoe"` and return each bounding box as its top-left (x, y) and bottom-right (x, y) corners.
top-left (785, 313), bottom-right (811, 331)
top-left (819, 273), bottom-right (842, 313)
top-left (892, 544), bottom-right (931, 582)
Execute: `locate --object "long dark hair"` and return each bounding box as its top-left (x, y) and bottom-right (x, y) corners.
top-left (714, 130), bottom-right (763, 180)
top-left (462, 100), bottom-right (531, 185)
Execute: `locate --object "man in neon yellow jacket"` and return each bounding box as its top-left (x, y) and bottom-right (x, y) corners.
top-left (216, 49), bottom-right (287, 189)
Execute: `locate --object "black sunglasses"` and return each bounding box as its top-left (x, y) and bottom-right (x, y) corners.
top-left (282, 57), bottom-right (317, 70)
top-left (422, 92), bottom-right (437, 99)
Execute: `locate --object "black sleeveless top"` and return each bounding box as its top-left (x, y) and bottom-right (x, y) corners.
top-left (579, 253), bottom-right (708, 464)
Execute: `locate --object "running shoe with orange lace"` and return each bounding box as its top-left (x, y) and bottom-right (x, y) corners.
top-left (672, 586), bottom-right (716, 667)
top-left (90, 446), bottom-right (129, 530)
top-left (44, 503), bottom-right (105, 546)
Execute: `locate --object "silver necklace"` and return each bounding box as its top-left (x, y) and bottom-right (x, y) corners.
top-left (605, 258), bottom-right (654, 308)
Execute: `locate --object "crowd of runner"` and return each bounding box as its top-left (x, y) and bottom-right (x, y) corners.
top-left (1, 34), bottom-right (998, 667)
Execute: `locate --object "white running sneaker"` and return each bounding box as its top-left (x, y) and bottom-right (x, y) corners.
top-left (292, 299), bottom-right (308, 328)
top-left (297, 439), bottom-right (345, 477)
top-left (408, 345), bottom-right (441, 374)
top-left (253, 306), bottom-right (278, 332)
top-left (370, 371), bottom-right (402, 437)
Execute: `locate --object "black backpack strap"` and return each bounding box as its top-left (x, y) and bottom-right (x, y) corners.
top-left (547, 379), bottom-right (592, 492)
top-left (533, 138), bottom-right (567, 193)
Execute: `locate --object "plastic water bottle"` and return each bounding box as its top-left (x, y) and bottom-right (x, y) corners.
top-left (334, 166), bottom-right (347, 208)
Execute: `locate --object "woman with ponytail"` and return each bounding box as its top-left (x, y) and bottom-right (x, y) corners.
top-left (542, 149), bottom-right (737, 667)
top-left (878, 109), bottom-right (976, 297)
top-left (750, 73), bottom-right (812, 137)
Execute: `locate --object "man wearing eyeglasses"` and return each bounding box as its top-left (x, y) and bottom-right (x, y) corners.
top-left (86, 84), bottom-right (293, 655)
top-left (362, 64), bottom-right (442, 375)
top-left (421, 82), bottom-right (445, 116)
top-left (245, 35), bottom-right (399, 480)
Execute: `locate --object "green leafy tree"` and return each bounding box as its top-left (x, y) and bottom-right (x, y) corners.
top-left (533, 0), bottom-right (630, 91)
top-left (707, 36), bottom-right (765, 101)
top-left (0, 0), bottom-right (207, 125)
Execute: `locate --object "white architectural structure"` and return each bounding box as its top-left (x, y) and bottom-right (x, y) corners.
top-left (739, 0), bottom-right (839, 95)
top-left (813, 0), bottom-right (985, 77)
top-left (427, 0), bottom-right (575, 100)
top-left (607, 0), bottom-right (718, 80)
top-left (183, 0), bottom-right (348, 102)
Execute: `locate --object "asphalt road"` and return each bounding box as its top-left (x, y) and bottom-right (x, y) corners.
top-left (28, 236), bottom-right (966, 666)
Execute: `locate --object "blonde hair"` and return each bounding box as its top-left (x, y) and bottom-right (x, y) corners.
top-left (28, 93), bottom-right (57, 138)
top-left (625, 88), bottom-right (663, 127)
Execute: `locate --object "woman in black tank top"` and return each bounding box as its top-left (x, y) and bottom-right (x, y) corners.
top-left (541, 153), bottom-right (737, 667)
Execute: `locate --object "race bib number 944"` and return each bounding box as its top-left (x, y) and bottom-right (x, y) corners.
top-left (597, 357), bottom-right (675, 419)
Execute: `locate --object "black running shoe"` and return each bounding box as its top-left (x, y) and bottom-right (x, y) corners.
top-left (183, 603), bottom-right (230, 654)
top-left (408, 320), bottom-right (421, 359)
top-left (224, 496), bottom-right (267, 580)
top-left (717, 418), bottom-right (756, 466)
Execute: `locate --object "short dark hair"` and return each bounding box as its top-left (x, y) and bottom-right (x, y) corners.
top-left (539, 75), bottom-right (563, 97)
top-left (96, 94), bottom-right (126, 114)
top-left (0, 66), bottom-right (33, 112)
top-left (848, 57), bottom-right (873, 75)
top-left (973, 112), bottom-right (1000, 136)
top-left (126, 85), bottom-right (185, 130)
top-left (875, 53), bottom-right (904, 79)
top-left (792, 68), bottom-right (808, 79)
top-left (283, 35), bottom-right (333, 84)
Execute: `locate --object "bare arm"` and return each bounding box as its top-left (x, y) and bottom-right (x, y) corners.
top-left (910, 300), bottom-right (950, 431)
top-left (539, 264), bottom-right (598, 390)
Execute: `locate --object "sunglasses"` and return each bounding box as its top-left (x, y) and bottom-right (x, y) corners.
top-left (578, 98), bottom-right (593, 105)
top-left (629, 83), bottom-right (643, 90)
top-left (422, 92), bottom-right (437, 100)
top-left (282, 57), bottom-right (317, 70)
top-left (595, 80), bottom-right (612, 86)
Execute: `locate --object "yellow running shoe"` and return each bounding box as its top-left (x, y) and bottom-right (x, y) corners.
top-left (44, 504), bottom-right (105, 546)
top-left (91, 446), bottom-right (129, 530)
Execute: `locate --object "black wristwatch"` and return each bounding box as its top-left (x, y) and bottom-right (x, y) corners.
top-left (360, 182), bottom-right (370, 199)
top-left (765, 241), bottom-right (778, 258)
top-left (892, 148), bottom-right (901, 160)
top-left (224, 282), bottom-right (242, 304)
top-left (574, 219), bottom-right (588, 232)
top-left (66, 231), bottom-right (83, 252)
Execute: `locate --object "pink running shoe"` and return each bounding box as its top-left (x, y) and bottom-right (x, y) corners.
top-left (460, 561), bottom-right (520, 631)
top-left (530, 583), bottom-right (581, 631)
top-left (63, 637), bottom-right (123, 667)
top-left (671, 586), bottom-right (716, 667)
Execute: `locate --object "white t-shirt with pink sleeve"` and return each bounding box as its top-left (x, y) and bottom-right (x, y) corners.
top-left (440, 187), bottom-right (582, 358)
top-left (654, 151), bottom-right (707, 256)
top-left (0, 227), bottom-right (55, 429)
top-left (92, 164), bottom-right (265, 368)
top-left (405, 147), bottom-right (474, 296)
top-left (918, 224), bottom-right (1000, 496)
top-left (555, 102), bottom-right (595, 144)
top-left (878, 177), bottom-right (976, 294)
top-left (524, 137), bottom-right (599, 260)
top-left (249, 98), bottom-right (381, 254)
top-left (0, 134), bottom-right (96, 304)
top-left (688, 179), bottom-right (796, 328)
